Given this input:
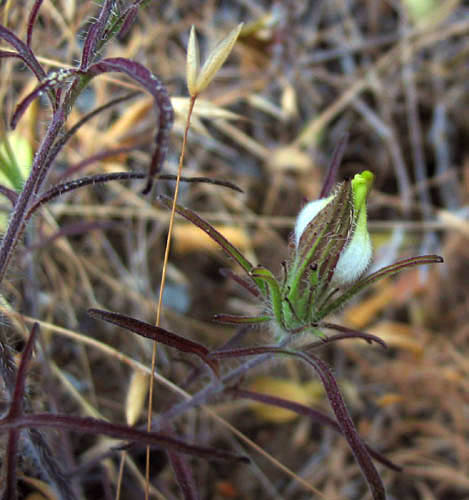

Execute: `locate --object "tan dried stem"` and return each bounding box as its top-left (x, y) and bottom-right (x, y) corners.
top-left (144, 95), bottom-right (197, 500)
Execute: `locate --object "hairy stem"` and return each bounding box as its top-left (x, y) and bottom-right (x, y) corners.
top-left (0, 107), bottom-right (65, 285)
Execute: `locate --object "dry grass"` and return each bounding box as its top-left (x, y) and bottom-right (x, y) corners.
top-left (1, 1), bottom-right (468, 499)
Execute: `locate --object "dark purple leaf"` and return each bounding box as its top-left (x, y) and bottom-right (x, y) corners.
top-left (47, 91), bottom-right (140, 177)
top-left (11, 69), bottom-right (75, 129)
top-left (8, 323), bottom-right (39, 418)
top-left (0, 50), bottom-right (28, 64)
top-left (84, 57), bottom-right (174, 194)
top-left (208, 346), bottom-right (386, 499)
top-left (26, 172), bottom-right (242, 222)
top-left (298, 352), bottom-right (386, 500)
top-left (319, 132), bottom-right (349, 198)
top-left (302, 323), bottom-right (387, 350)
top-left (80, 0), bottom-right (114, 69)
top-left (88, 308), bottom-right (219, 376)
top-left (3, 429), bottom-right (20, 500)
top-left (0, 24), bottom-right (47, 82)
top-left (0, 337), bottom-right (16, 397)
top-left (167, 425), bottom-right (200, 500)
top-left (26, 0), bottom-right (45, 47)
top-left (116, 5), bottom-right (139, 40)
top-left (157, 195), bottom-right (264, 293)
top-left (1, 413), bottom-right (249, 463)
top-left (219, 268), bottom-right (261, 297)
top-left (229, 388), bottom-right (401, 472)
top-left (2, 324), bottom-right (39, 500)
top-left (208, 346), bottom-right (279, 359)
top-left (213, 314), bottom-right (271, 325)
top-left (26, 221), bottom-right (115, 252)
top-left (0, 185), bottom-right (18, 206)
top-left (0, 106), bottom-right (65, 286)
top-left (319, 254), bottom-right (444, 320)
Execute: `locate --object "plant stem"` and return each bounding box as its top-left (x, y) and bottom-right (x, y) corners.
top-left (0, 107), bottom-right (65, 285)
top-left (145, 95), bottom-right (196, 500)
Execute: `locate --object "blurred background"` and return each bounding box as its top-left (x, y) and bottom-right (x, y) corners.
top-left (1, 1), bottom-right (468, 499)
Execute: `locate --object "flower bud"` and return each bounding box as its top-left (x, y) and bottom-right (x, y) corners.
top-left (332, 170), bottom-right (374, 285)
top-left (293, 170), bottom-right (374, 288)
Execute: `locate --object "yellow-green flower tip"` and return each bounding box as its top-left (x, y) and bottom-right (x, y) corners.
top-left (351, 170), bottom-right (374, 213)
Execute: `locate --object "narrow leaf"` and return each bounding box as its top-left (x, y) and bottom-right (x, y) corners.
top-left (230, 388), bottom-right (401, 471)
top-left (26, 0), bottom-right (45, 47)
top-left (219, 268), bottom-right (261, 297)
top-left (47, 91), bottom-right (140, 172)
top-left (3, 429), bottom-right (20, 500)
top-left (298, 353), bottom-right (386, 500)
top-left (167, 424), bottom-right (200, 500)
top-left (9, 323), bottom-right (39, 418)
top-left (250, 267), bottom-right (284, 326)
top-left (88, 308), bottom-right (219, 376)
top-left (302, 323), bottom-right (387, 350)
top-left (0, 50), bottom-right (27, 64)
top-left (319, 132), bottom-right (349, 198)
top-left (157, 195), bottom-right (258, 280)
top-left (80, 0), bottom-right (114, 69)
top-left (207, 346), bottom-right (386, 499)
top-left (319, 255), bottom-right (444, 320)
top-left (213, 314), bottom-right (271, 325)
top-left (0, 185), bottom-right (18, 206)
top-left (11, 69), bottom-right (74, 129)
top-left (84, 58), bottom-right (174, 194)
top-left (4, 414), bottom-right (249, 463)
top-left (0, 25), bottom-right (48, 83)
top-left (26, 172), bottom-right (242, 222)
top-left (116, 5), bottom-right (139, 40)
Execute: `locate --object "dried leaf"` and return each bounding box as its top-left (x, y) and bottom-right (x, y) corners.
top-left (246, 94), bottom-right (286, 121)
top-left (270, 145), bottom-right (312, 172)
top-left (195, 23), bottom-right (243, 94)
top-left (344, 283), bottom-right (395, 329)
top-left (370, 321), bottom-right (425, 356)
top-left (172, 97), bottom-right (242, 121)
top-left (125, 370), bottom-right (149, 426)
top-left (248, 376), bottom-right (319, 423)
top-left (281, 84), bottom-right (298, 118)
top-left (172, 224), bottom-right (249, 254)
top-left (375, 393), bottom-right (404, 408)
top-left (186, 25), bottom-right (200, 97)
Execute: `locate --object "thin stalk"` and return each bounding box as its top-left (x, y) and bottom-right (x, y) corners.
top-left (145, 95), bottom-right (197, 500)
top-left (0, 107), bottom-right (65, 285)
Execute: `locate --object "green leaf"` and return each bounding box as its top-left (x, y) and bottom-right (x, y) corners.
top-left (158, 195), bottom-right (265, 294)
top-left (317, 254), bottom-right (444, 320)
top-left (0, 132), bottom-right (33, 192)
top-left (250, 267), bottom-right (284, 328)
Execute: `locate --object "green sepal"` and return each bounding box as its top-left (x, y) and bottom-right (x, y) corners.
top-left (317, 254), bottom-right (443, 321)
top-left (250, 266), bottom-right (284, 328)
